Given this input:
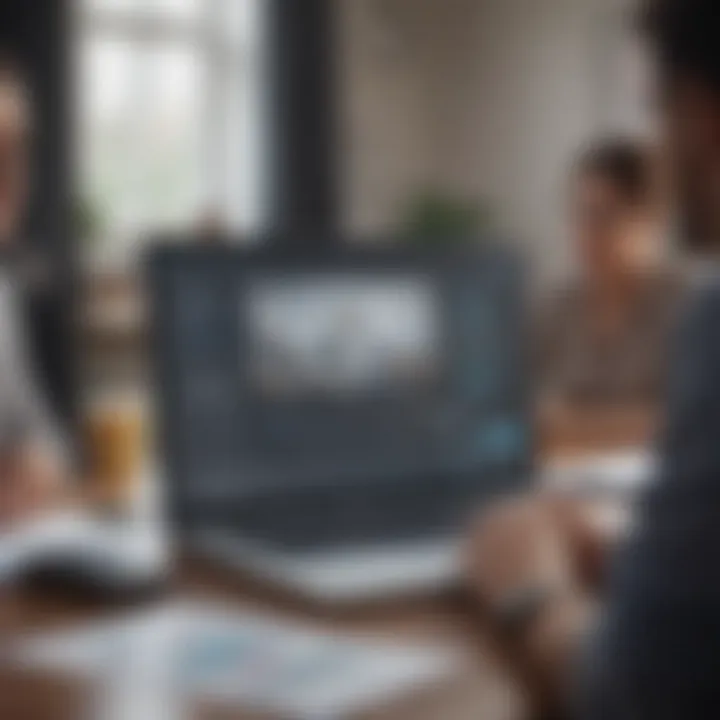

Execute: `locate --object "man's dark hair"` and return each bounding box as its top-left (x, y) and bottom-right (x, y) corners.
top-left (642, 0), bottom-right (720, 92)
top-left (576, 139), bottom-right (655, 209)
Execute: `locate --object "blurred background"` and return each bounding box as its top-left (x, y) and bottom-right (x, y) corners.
top-left (0, 1), bottom-right (674, 718)
top-left (0, 0), bottom-right (656, 421)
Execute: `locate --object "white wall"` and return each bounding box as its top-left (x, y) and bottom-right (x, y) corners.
top-left (337, 0), bottom-right (435, 238)
top-left (443, 0), bottom-right (645, 283)
top-left (338, 0), bottom-right (645, 282)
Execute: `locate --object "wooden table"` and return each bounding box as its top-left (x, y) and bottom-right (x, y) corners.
top-left (0, 421), bottom-right (653, 720)
top-left (0, 564), bottom-right (528, 720)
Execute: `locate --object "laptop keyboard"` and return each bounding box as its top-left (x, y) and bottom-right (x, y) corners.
top-left (213, 484), bottom-right (487, 551)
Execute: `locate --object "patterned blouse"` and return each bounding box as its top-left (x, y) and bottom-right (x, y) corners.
top-left (538, 273), bottom-right (682, 406)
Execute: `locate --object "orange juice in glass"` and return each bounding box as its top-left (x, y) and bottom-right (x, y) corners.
top-left (84, 393), bottom-right (147, 507)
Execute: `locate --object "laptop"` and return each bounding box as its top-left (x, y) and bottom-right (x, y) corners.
top-left (148, 244), bottom-right (532, 602)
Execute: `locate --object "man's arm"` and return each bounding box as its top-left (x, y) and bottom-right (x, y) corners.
top-left (465, 496), bottom-right (614, 707)
top-left (470, 282), bottom-right (720, 717)
top-left (575, 280), bottom-right (720, 718)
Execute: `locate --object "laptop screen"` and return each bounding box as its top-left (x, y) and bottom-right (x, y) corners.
top-left (149, 247), bottom-right (531, 515)
top-left (247, 275), bottom-right (440, 401)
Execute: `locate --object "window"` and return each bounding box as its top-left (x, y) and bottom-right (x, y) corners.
top-left (78, 0), bottom-right (266, 266)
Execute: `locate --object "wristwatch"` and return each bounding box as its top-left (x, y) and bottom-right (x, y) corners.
top-left (491, 585), bottom-right (559, 640)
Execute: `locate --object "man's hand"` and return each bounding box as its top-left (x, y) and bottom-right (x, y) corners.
top-left (465, 497), bottom-right (577, 607)
top-left (465, 496), bottom-right (601, 709)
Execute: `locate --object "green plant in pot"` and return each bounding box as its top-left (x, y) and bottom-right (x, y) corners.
top-left (400, 190), bottom-right (494, 246)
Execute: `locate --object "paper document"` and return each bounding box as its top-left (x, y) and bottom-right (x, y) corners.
top-left (12, 601), bottom-right (456, 720)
